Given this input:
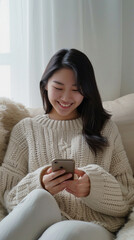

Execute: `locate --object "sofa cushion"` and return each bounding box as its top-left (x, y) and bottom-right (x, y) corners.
top-left (0, 98), bottom-right (30, 166)
top-left (103, 93), bottom-right (134, 173)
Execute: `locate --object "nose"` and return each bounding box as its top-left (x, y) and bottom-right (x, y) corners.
top-left (60, 90), bottom-right (71, 102)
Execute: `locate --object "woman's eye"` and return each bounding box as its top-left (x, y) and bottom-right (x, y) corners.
top-left (54, 87), bottom-right (63, 90)
top-left (72, 89), bottom-right (78, 92)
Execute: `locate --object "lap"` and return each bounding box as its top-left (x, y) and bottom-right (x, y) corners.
top-left (0, 189), bottom-right (62, 240)
top-left (39, 220), bottom-right (115, 240)
top-left (0, 190), bottom-right (115, 240)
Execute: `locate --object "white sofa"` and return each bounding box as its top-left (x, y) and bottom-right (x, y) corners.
top-left (0, 93), bottom-right (134, 240)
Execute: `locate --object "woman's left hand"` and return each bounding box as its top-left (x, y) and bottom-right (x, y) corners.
top-left (64, 169), bottom-right (90, 197)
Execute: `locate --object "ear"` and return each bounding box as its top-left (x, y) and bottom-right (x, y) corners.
top-left (45, 84), bottom-right (48, 91)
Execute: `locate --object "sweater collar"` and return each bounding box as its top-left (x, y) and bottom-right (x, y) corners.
top-left (35, 114), bottom-right (82, 131)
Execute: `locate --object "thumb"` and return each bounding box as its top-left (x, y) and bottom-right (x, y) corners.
top-left (47, 167), bottom-right (52, 174)
top-left (74, 169), bottom-right (85, 177)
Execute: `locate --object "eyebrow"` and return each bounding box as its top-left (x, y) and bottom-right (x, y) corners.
top-left (53, 80), bottom-right (77, 86)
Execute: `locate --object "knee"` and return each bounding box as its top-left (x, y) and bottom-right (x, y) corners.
top-left (18, 189), bottom-right (53, 211)
top-left (28, 189), bottom-right (50, 200)
top-left (42, 221), bottom-right (81, 240)
top-left (25, 189), bottom-right (54, 207)
top-left (22, 189), bottom-right (61, 218)
top-left (42, 221), bottom-right (114, 240)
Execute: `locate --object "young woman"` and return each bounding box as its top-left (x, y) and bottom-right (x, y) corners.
top-left (0, 48), bottom-right (134, 240)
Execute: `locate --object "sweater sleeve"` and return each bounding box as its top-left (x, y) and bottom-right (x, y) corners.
top-left (0, 202), bottom-right (7, 222)
top-left (0, 120), bottom-right (49, 213)
top-left (80, 123), bottom-right (134, 217)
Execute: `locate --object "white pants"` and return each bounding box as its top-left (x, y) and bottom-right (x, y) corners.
top-left (0, 189), bottom-right (114, 240)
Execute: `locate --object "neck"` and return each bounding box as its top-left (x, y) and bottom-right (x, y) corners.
top-left (49, 110), bottom-right (80, 120)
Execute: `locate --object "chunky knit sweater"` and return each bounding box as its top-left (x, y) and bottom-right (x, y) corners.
top-left (0, 114), bottom-right (134, 232)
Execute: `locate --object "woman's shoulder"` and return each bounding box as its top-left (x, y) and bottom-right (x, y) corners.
top-left (102, 119), bottom-right (119, 137)
top-left (13, 114), bottom-right (46, 126)
top-left (11, 115), bottom-right (46, 134)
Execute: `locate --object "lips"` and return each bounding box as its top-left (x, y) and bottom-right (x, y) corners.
top-left (57, 101), bottom-right (73, 108)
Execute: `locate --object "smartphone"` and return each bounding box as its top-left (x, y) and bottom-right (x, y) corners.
top-left (52, 159), bottom-right (75, 180)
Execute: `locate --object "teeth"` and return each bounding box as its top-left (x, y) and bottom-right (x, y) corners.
top-left (59, 102), bottom-right (71, 107)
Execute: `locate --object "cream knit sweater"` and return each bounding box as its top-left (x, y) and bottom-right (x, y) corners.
top-left (0, 114), bottom-right (134, 232)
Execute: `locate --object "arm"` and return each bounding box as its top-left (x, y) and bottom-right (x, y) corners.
top-left (0, 120), bottom-right (48, 213)
top-left (80, 126), bottom-right (134, 217)
top-left (65, 122), bottom-right (134, 217)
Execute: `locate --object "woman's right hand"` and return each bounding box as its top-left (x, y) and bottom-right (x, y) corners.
top-left (41, 167), bottom-right (72, 195)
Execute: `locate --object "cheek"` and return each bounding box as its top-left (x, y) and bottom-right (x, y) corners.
top-left (48, 88), bottom-right (60, 101)
top-left (75, 94), bottom-right (84, 105)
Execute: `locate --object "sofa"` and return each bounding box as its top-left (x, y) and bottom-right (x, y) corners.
top-left (0, 93), bottom-right (134, 240)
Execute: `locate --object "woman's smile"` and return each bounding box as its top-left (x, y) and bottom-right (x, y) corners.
top-left (57, 101), bottom-right (73, 109)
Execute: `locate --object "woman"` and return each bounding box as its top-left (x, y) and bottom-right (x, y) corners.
top-left (0, 48), bottom-right (134, 240)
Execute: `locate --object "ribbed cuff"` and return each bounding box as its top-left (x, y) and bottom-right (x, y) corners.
top-left (80, 164), bottom-right (106, 211)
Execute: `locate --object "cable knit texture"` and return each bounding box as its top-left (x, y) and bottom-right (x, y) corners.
top-left (0, 114), bottom-right (134, 233)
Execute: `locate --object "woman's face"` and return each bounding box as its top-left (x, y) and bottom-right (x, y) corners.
top-left (45, 68), bottom-right (84, 120)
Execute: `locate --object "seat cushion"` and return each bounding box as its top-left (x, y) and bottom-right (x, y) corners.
top-left (103, 93), bottom-right (134, 173)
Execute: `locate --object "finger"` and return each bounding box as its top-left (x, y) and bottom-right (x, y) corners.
top-left (64, 179), bottom-right (78, 191)
top-left (49, 173), bottom-right (72, 187)
top-left (74, 169), bottom-right (85, 177)
top-left (65, 175), bottom-right (88, 188)
top-left (42, 169), bottom-right (65, 188)
top-left (76, 173), bottom-right (90, 184)
top-left (47, 167), bottom-right (52, 173)
top-left (46, 169), bottom-right (66, 182)
top-left (65, 177), bottom-right (90, 194)
top-left (46, 174), bottom-right (74, 195)
top-left (44, 173), bottom-right (72, 191)
top-left (49, 182), bottom-right (67, 195)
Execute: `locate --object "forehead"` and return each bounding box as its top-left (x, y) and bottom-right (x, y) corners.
top-left (48, 68), bottom-right (77, 85)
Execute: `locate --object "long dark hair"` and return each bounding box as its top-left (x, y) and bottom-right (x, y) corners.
top-left (40, 48), bottom-right (111, 154)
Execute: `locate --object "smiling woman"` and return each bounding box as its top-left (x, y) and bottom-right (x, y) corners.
top-left (0, 48), bottom-right (134, 240)
top-left (45, 68), bottom-right (84, 120)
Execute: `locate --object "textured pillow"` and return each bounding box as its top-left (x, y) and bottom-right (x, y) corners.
top-left (103, 93), bottom-right (134, 173)
top-left (0, 98), bottom-right (30, 221)
top-left (0, 98), bottom-right (30, 166)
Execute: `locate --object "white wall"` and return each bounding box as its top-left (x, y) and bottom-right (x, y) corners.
top-left (121, 0), bottom-right (134, 96)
